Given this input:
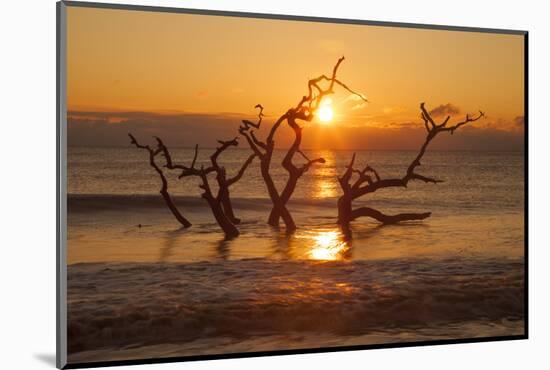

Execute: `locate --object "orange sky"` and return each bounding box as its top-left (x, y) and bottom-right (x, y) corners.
top-left (66, 6), bottom-right (525, 150)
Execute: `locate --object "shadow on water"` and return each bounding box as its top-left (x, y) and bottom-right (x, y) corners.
top-left (215, 237), bottom-right (233, 260)
top-left (213, 231), bottom-right (242, 260)
top-left (159, 227), bottom-right (189, 262)
top-left (269, 227), bottom-right (297, 260)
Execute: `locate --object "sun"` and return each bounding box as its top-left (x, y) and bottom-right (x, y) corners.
top-left (317, 99), bottom-right (333, 123)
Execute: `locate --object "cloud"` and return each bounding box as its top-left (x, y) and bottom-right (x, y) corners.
top-left (66, 110), bottom-right (524, 151)
top-left (67, 111), bottom-right (243, 148)
top-left (341, 93), bottom-right (369, 111)
top-left (351, 103), bottom-right (367, 111)
top-left (513, 115), bottom-right (525, 127)
top-left (429, 103), bottom-right (461, 117)
top-left (301, 124), bottom-right (524, 151)
top-left (382, 106), bottom-right (407, 115)
top-left (478, 116), bottom-right (524, 132)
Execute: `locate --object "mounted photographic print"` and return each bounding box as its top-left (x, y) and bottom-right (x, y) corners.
top-left (56, 1), bottom-right (527, 368)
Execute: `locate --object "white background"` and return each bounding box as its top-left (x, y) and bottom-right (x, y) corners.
top-left (1, 0), bottom-right (548, 369)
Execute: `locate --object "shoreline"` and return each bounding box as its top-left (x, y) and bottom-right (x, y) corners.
top-left (67, 257), bottom-right (524, 361)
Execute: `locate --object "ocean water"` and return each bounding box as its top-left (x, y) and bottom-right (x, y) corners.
top-left (68, 147), bottom-right (524, 207)
top-left (66, 147), bottom-right (525, 363)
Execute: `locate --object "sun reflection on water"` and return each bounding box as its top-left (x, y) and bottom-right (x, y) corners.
top-left (312, 150), bottom-right (337, 199)
top-left (308, 230), bottom-right (350, 261)
top-left (316, 179), bottom-right (337, 198)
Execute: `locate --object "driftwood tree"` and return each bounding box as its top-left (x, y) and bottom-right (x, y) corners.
top-left (239, 57), bottom-right (367, 232)
top-left (128, 134), bottom-right (192, 228)
top-left (208, 137), bottom-right (256, 225)
top-left (337, 102), bottom-right (484, 232)
top-left (157, 137), bottom-right (255, 238)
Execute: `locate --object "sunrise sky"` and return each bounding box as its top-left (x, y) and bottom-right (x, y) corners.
top-left (66, 6), bottom-right (525, 150)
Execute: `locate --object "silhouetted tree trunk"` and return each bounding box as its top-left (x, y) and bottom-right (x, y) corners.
top-left (210, 138), bottom-right (256, 224)
top-left (337, 103), bottom-right (484, 231)
top-left (128, 134), bottom-right (192, 228)
top-left (267, 116), bottom-right (326, 226)
top-left (239, 57), bottom-right (366, 233)
top-left (198, 170), bottom-right (240, 238)
top-left (157, 138), bottom-right (254, 238)
top-left (240, 107), bottom-right (297, 230)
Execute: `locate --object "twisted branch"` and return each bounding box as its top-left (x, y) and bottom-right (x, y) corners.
top-left (240, 104), bottom-right (264, 130)
top-left (128, 133), bottom-right (191, 228)
top-left (237, 58), bottom-right (367, 232)
top-left (337, 102), bottom-right (485, 226)
top-left (227, 153), bottom-right (256, 186)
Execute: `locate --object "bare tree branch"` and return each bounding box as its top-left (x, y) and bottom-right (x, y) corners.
top-left (211, 137), bottom-right (238, 169)
top-left (236, 58), bottom-right (366, 232)
top-left (227, 153), bottom-right (256, 186)
top-left (209, 136), bottom-right (257, 225)
top-left (338, 153), bottom-right (356, 191)
top-left (351, 207), bottom-right (431, 224)
top-left (154, 137), bottom-right (247, 237)
top-left (240, 104), bottom-right (264, 130)
top-left (266, 112), bottom-right (290, 146)
top-left (129, 133), bottom-right (192, 228)
top-left (441, 110), bottom-right (485, 134)
top-left (420, 102), bottom-right (436, 128)
top-left (297, 56), bottom-right (368, 120)
top-left (238, 127), bottom-right (264, 158)
top-left (337, 102), bottom-right (485, 228)
top-left (250, 131), bottom-right (267, 150)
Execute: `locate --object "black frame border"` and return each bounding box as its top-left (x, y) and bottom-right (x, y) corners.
top-left (57, 1), bottom-right (529, 369)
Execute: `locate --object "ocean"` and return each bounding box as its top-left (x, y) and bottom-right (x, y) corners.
top-left (66, 147), bottom-right (525, 362)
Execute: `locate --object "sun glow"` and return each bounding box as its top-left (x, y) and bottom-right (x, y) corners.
top-left (313, 151), bottom-right (337, 199)
top-left (317, 98), bottom-right (333, 123)
top-left (309, 230), bottom-right (349, 261)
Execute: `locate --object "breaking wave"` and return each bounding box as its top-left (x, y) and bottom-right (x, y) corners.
top-left (67, 257), bottom-right (524, 354)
